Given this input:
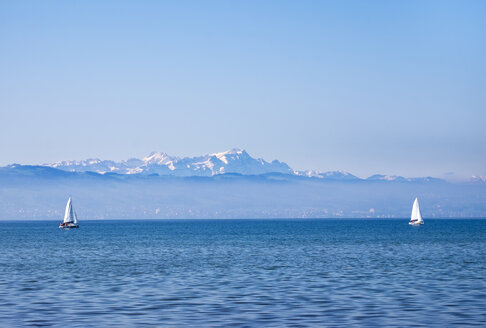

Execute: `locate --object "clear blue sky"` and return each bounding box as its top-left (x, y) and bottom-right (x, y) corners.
top-left (1, 0), bottom-right (485, 178)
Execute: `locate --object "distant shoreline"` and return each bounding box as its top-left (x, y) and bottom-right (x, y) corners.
top-left (1, 217), bottom-right (486, 222)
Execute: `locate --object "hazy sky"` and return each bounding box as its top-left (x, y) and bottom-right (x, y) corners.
top-left (1, 0), bottom-right (485, 178)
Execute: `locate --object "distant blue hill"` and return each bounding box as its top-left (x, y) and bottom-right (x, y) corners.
top-left (1, 164), bottom-right (485, 220)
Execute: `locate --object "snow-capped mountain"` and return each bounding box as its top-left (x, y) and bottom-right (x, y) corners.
top-left (294, 170), bottom-right (359, 180)
top-left (46, 149), bottom-right (294, 177)
top-left (471, 176), bottom-right (486, 183)
top-left (48, 158), bottom-right (145, 175)
top-left (366, 174), bottom-right (442, 183)
top-left (366, 174), bottom-right (408, 182)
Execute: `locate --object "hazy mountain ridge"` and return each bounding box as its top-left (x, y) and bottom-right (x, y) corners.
top-left (2, 150), bottom-right (485, 219)
top-left (1, 164), bottom-right (485, 219)
top-left (471, 175), bottom-right (486, 183)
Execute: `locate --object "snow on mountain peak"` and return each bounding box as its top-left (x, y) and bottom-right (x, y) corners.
top-left (42, 149), bottom-right (294, 177)
top-left (294, 170), bottom-right (358, 180)
top-left (19, 149), bottom-right (456, 181)
top-left (212, 148), bottom-right (244, 155)
top-left (209, 148), bottom-right (247, 165)
top-left (143, 152), bottom-right (175, 165)
top-left (38, 149), bottom-right (366, 180)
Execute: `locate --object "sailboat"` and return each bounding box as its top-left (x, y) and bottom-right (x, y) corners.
top-left (59, 197), bottom-right (79, 229)
top-left (409, 197), bottom-right (424, 225)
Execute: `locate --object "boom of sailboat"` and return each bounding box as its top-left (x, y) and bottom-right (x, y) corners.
top-left (59, 197), bottom-right (79, 229)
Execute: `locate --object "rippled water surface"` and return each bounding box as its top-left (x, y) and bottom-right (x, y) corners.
top-left (1, 219), bottom-right (485, 327)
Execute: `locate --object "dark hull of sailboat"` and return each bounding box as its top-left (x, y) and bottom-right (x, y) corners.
top-left (409, 221), bottom-right (424, 226)
top-left (59, 223), bottom-right (79, 229)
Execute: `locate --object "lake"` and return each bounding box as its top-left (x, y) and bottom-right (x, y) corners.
top-left (0, 219), bottom-right (485, 327)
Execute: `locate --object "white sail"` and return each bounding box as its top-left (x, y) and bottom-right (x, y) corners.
top-left (63, 197), bottom-right (75, 223)
top-left (73, 211), bottom-right (78, 224)
top-left (410, 198), bottom-right (423, 223)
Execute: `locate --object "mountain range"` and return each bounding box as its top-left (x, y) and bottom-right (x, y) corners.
top-left (37, 148), bottom-right (450, 182)
top-left (45, 148), bottom-right (295, 177)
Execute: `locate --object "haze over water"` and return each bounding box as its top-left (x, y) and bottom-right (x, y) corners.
top-left (1, 219), bottom-right (485, 327)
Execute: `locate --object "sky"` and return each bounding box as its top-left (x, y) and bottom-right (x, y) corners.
top-left (0, 0), bottom-right (485, 179)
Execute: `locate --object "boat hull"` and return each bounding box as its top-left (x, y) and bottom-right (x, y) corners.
top-left (409, 221), bottom-right (424, 226)
top-left (59, 223), bottom-right (79, 229)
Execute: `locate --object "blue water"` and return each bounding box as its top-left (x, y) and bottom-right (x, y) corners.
top-left (0, 219), bottom-right (485, 327)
